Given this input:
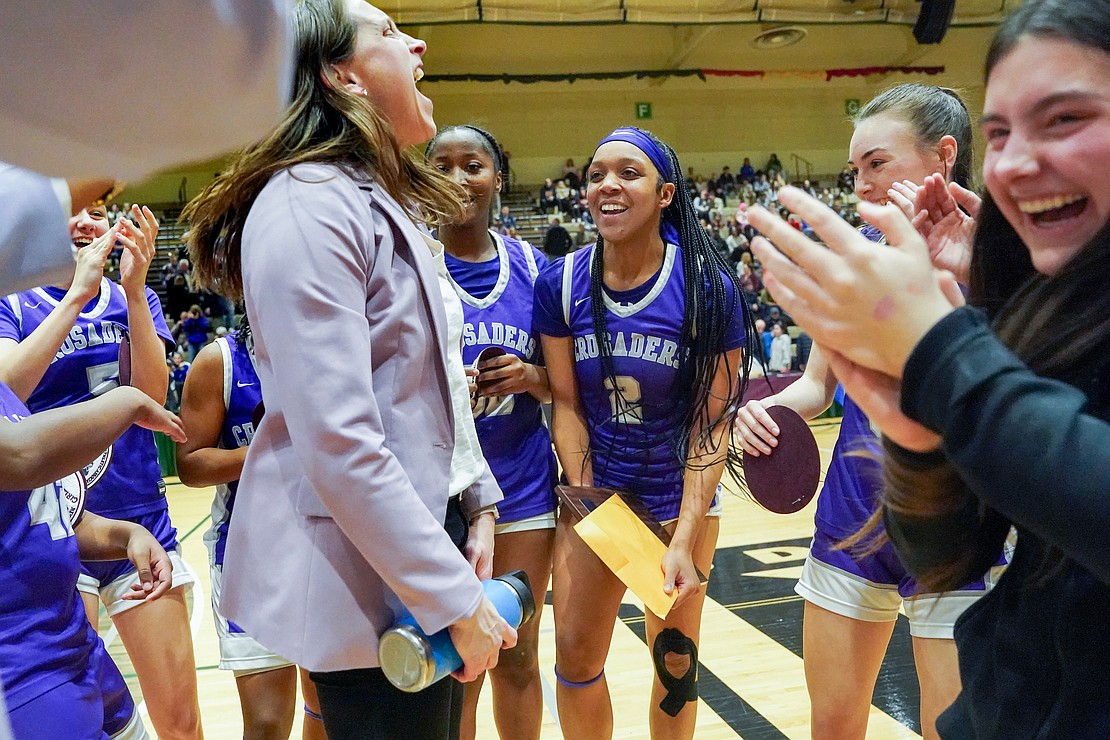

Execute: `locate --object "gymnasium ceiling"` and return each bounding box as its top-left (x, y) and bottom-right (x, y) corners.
top-left (382, 0), bottom-right (1017, 25)
top-left (127, 2), bottom-right (1026, 202)
top-left (387, 1), bottom-right (1021, 89)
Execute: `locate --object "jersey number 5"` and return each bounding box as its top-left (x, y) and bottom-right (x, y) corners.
top-left (86, 360), bottom-right (121, 397)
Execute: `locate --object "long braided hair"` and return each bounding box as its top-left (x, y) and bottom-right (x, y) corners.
top-left (587, 128), bottom-right (758, 482)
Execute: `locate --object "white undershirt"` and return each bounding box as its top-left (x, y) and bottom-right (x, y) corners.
top-left (422, 234), bottom-right (486, 498)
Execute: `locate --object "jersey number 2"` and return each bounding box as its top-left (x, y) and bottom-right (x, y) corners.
top-left (604, 375), bottom-right (644, 425)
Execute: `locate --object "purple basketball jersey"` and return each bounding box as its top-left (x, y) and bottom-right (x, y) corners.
top-left (534, 243), bottom-right (746, 521)
top-left (0, 382), bottom-right (96, 711)
top-left (815, 225), bottom-right (889, 536)
top-left (203, 332), bottom-right (262, 567)
top-left (814, 396), bottom-right (883, 537)
top-left (0, 279), bottom-right (174, 518)
top-left (446, 233), bottom-right (558, 523)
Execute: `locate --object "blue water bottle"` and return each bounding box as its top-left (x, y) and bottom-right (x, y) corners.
top-left (379, 570), bottom-right (535, 692)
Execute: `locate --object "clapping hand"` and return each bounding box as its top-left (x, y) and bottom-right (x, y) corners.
top-left (910, 174), bottom-right (979, 283)
top-left (118, 205), bottom-right (160, 294)
top-left (68, 226), bottom-right (119, 304)
top-left (747, 186), bottom-right (955, 379)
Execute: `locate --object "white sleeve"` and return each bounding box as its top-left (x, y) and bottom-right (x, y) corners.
top-left (0, 0), bottom-right (291, 179)
top-left (0, 681), bottom-right (11, 740)
top-left (0, 164), bottom-right (76, 295)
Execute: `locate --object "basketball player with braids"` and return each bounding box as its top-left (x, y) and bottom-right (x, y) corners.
top-left (425, 125), bottom-right (558, 740)
top-left (533, 126), bottom-right (755, 739)
top-left (733, 84), bottom-right (1002, 739)
top-left (176, 315), bottom-right (325, 740)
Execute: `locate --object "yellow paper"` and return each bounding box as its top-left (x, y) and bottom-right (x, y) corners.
top-left (574, 495), bottom-right (677, 619)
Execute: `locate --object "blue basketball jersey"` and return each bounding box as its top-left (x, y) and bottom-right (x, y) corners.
top-left (815, 224), bottom-right (886, 535)
top-left (445, 232), bottom-right (558, 523)
top-left (0, 279), bottom-right (174, 518)
top-left (202, 332), bottom-right (262, 567)
top-left (0, 382), bottom-right (96, 711)
top-left (813, 396), bottom-right (883, 537)
top-left (533, 242), bottom-right (747, 520)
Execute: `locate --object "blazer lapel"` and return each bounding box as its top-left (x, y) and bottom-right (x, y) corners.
top-left (359, 180), bottom-right (451, 377)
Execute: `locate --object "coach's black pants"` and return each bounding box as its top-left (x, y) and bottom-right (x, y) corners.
top-left (309, 667), bottom-right (464, 740)
top-left (310, 496), bottom-right (470, 739)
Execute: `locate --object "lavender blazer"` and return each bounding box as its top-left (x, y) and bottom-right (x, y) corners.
top-left (222, 163), bottom-right (502, 672)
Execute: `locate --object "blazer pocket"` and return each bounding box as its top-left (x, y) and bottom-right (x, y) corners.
top-left (294, 479), bottom-right (333, 520)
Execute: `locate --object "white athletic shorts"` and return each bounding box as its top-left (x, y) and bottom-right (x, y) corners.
top-left (795, 552), bottom-right (1006, 639)
top-left (660, 488), bottom-right (725, 528)
top-left (77, 546), bottom-right (195, 618)
top-left (495, 510), bottom-right (557, 535)
top-left (210, 562), bottom-right (293, 675)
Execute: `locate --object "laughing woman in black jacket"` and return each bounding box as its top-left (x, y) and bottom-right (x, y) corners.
top-left (743, 0), bottom-right (1110, 736)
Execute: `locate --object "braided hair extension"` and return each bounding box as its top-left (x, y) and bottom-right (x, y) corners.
top-left (424, 124), bottom-right (504, 174)
top-left (587, 130), bottom-right (759, 484)
top-left (235, 312), bottom-right (254, 359)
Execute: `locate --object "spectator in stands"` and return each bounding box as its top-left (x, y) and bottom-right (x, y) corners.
top-left (766, 153), bottom-right (784, 177)
top-left (752, 172), bottom-right (770, 198)
top-left (737, 260), bottom-right (762, 297)
top-left (725, 222), bottom-right (748, 254)
top-left (542, 216), bottom-right (574, 258)
top-left (706, 172), bottom-right (720, 197)
top-left (160, 257), bottom-right (176, 284)
top-left (170, 310), bottom-right (190, 351)
top-left (554, 179), bottom-right (573, 215)
top-left (562, 158), bottom-right (580, 189)
top-left (710, 211), bottom-right (727, 238)
top-left (718, 166), bottom-right (736, 196)
top-left (703, 222), bottom-right (729, 260)
top-left (182, 304), bottom-right (210, 361)
top-left (837, 166), bottom-right (854, 193)
top-left (684, 168), bottom-right (698, 198)
top-left (767, 305), bottom-right (794, 329)
top-left (739, 157), bottom-right (756, 183)
top-left (495, 205), bottom-right (518, 235)
top-left (575, 188), bottom-right (591, 226)
top-left (163, 258), bottom-right (197, 318)
top-left (768, 322), bottom-right (793, 374)
top-left (213, 293), bottom-right (236, 329)
top-left (168, 351), bottom-right (190, 412)
top-left (758, 318), bottom-right (773, 364)
top-left (693, 189), bottom-right (712, 223)
top-left (538, 178), bottom-right (558, 215)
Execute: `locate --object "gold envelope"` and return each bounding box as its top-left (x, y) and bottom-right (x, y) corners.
top-left (574, 494), bottom-right (678, 619)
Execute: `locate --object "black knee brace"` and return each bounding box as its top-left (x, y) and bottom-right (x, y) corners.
top-left (652, 628), bottom-right (698, 717)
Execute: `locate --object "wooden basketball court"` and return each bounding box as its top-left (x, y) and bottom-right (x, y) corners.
top-left (101, 417), bottom-right (923, 738)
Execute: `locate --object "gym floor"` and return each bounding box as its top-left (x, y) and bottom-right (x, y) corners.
top-left (102, 417), bottom-right (922, 738)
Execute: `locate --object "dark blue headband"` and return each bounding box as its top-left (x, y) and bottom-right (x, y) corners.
top-left (593, 127), bottom-right (680, 244)
top-left (595, 127), bottom-right (674, 182)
